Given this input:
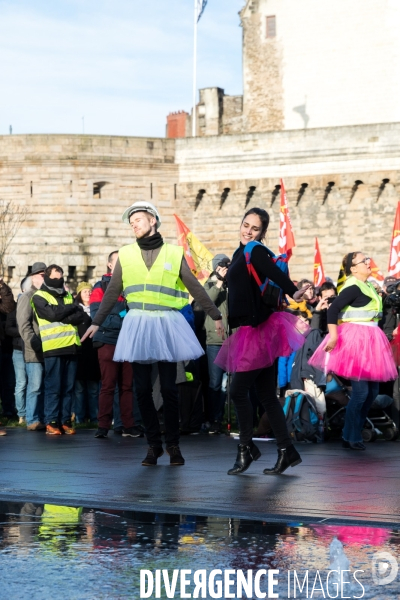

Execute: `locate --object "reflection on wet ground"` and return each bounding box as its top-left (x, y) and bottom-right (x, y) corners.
top-left (0, 501), bottom-right (398, 599)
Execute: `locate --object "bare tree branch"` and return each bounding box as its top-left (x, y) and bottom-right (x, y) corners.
top-left (0, 199), bottom-right (29, 277)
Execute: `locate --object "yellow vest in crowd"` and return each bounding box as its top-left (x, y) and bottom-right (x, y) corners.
top-left (119, 243), bottom-right (189, 311)
top-left (31, 290), bottom-right (81, 352)
top-left (338, 276), bottom-right (382, 324)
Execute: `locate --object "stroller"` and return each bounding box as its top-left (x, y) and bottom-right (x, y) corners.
top-left (324, 374), bottom-right (399, 442)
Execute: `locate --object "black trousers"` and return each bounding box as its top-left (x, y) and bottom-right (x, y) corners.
top-left (230, 365), bottom-right (292, 449)
top-left (133, 361), bottom-right (179, 447)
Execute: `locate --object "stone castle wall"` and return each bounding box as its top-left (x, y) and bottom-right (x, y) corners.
top-left (174, 122), bottom-right (400, 279)
top-left (0, 135), bottom-right (178, 289)
top-left (1, 123), bottom-right (400, 292)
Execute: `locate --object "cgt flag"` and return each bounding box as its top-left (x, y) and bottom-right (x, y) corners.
top-left (278, 178), bottom-right (295, 259)
top-left (368, 258), bottom-right (385, 287)
top-left (174, 214), bottom-right (213, 282)
top-left (388, 201), bottom-right (400, 279)
top-left (314, 237), bottom-right (326, 287)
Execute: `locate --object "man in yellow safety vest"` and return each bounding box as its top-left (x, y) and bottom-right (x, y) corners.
top-left (82, 201), bottom-right (223, 466)
top-left (31, 264), bottom-right (85, 435)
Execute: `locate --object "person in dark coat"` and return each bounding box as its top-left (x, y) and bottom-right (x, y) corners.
top-left (0, 279), bottom-right (17, 421)
top-left (73, 282), bottom-right (100, 423)
top-left (89, 251), bottom-right (142, 439)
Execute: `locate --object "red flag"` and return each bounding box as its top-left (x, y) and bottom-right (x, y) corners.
top-left (173, 214), bottom-right (213, 281)
top-left (368, 258), bottom-right (384, 285)
top-left (388, 202), bottom-right (400, 279)
top-left (314, 237), bottom-right (326, 287)
top-left (278, 178), bottom-right (295, 259)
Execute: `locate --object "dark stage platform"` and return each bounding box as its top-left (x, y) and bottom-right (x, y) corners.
top-left (0, 429), bottom-right (398, 526)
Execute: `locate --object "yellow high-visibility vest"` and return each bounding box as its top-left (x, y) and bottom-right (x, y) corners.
top-left (31, 290), bottom-right (81, 352)
top-left (338, 276), bottom-right (382, 323)
top-left (119, 243), bottom-right (189, 311)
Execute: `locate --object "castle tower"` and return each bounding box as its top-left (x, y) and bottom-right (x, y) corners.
top-left (240, 0), bottom-right (400, 132)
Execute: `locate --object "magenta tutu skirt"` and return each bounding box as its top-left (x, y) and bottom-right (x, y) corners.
top-left (308, 322), bottom-right (397, 382)
top-left (214, 312), bottom-right (310, 373)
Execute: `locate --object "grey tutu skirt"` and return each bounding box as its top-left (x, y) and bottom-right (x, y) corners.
top-left (113, 309), bottom-right (204, 364)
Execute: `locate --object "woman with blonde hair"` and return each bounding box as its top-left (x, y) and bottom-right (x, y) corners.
top-left (309, 252), bottom-right (397, 450)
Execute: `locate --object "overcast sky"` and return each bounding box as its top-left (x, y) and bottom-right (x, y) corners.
top-left (0, 0), bottom-right (244, 137)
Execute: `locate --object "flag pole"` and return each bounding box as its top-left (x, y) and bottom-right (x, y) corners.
top-left (192, 0), bottom-right (198, 137)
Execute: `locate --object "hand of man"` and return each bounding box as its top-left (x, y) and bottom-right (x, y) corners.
top-left (215, 266), bottom-right (228, 289)
top-left (214, 319), bottom-right (225, 340)
top-left (315, 297), bottom-right (329, 312)
top-left (293, 284), bottom-right (312, 302)
top-left (324, 337), bottom-right (338, 352)
top-left (80, 324), bottom-right (99, 342)
top-left (393, 327), bottom-right (398, 337)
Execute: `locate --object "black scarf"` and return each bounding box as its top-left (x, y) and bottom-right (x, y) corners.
top-left (137, 232), bottom-right (163, 250)
top-left (43, 275), bottom-right (66, 296)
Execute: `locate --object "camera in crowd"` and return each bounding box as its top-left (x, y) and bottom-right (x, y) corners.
top-left (384, 283), bottom-right (400, 312)
top-left (215, 257), bottom-right (231, 286)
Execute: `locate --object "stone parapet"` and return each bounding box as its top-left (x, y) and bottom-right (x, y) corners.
top-left (0, 125), bottom-right (399, 291)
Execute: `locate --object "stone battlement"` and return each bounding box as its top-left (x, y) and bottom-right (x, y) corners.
top-left (0, 123), bottom-right (399, 290)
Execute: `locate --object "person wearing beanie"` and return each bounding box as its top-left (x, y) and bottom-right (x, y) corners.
top-left (31, 265), bottom-right (85, 435)
top-left (204, 254), bottom-right (230, 434)
top-left (76, 281), bottom-right (92, 300)
top-left (82, 201), bottom-right (223, 467)
top-left (73, 282), bottom-right (100, 424)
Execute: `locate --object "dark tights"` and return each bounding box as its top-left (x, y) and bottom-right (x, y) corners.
top-left (230, 365), bottom-right (292, 449)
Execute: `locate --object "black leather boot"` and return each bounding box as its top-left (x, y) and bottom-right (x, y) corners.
top-left (263, 445), bottom-right (302, 475)
top-left (227, 442), bottom-right (261, 475)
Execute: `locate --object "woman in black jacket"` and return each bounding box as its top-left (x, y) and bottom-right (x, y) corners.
top-left (215, 208), bottom-right (310, 475)
top-left (73, 283), bottom-right (100, 423)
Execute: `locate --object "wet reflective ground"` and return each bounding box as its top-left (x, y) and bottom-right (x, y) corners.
top-left (0, 501), bottom-right (399, 599)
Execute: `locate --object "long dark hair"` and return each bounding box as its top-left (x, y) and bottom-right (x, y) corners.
top-left (242, 207), bottom-right (270, 241)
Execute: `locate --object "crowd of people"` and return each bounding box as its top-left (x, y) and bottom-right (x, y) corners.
top-left (0, 201), bottom-right (399, 474)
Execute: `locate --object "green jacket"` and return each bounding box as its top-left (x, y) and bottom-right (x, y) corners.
top-left (204, 276), bottom-right (228, 346)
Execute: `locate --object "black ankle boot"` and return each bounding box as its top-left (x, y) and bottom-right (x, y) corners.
top-left (263, 445), bottom-right (302, 475)
top-left (227, 442), bottom-right (261, 475)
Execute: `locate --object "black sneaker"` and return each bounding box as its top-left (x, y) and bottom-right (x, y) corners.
top-left (122, 426), bottom-right (144, 438)
top-left (142, 446), bottom-right (164, 466)
top-left (113, 426), bottom-right (123, 435)
top-left (166, 445), bottom-right (185, 466)
top-left (208, 421), bottom-right (222, 435)
top-left (94, 428), bottom-right (108, 438)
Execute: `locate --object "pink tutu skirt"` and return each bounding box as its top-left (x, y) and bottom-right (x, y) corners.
top-left (308, 322), bottom-right (397, 382)
top-left (214, 312), bottom-right (310, 373)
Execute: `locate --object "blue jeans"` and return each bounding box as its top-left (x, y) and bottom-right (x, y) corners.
top-left (12, 350), bottom-right (27, 418)
top-left (25, 362), bottom-right (44, 425)
top-left (207, 345), bottom-right (226, 422)
top-left (43, 356), bottom-right (78, 424)
top-left (74, 380), bottom-right (99, 422)
top-left (343, 380), bottom-right (379, 443)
